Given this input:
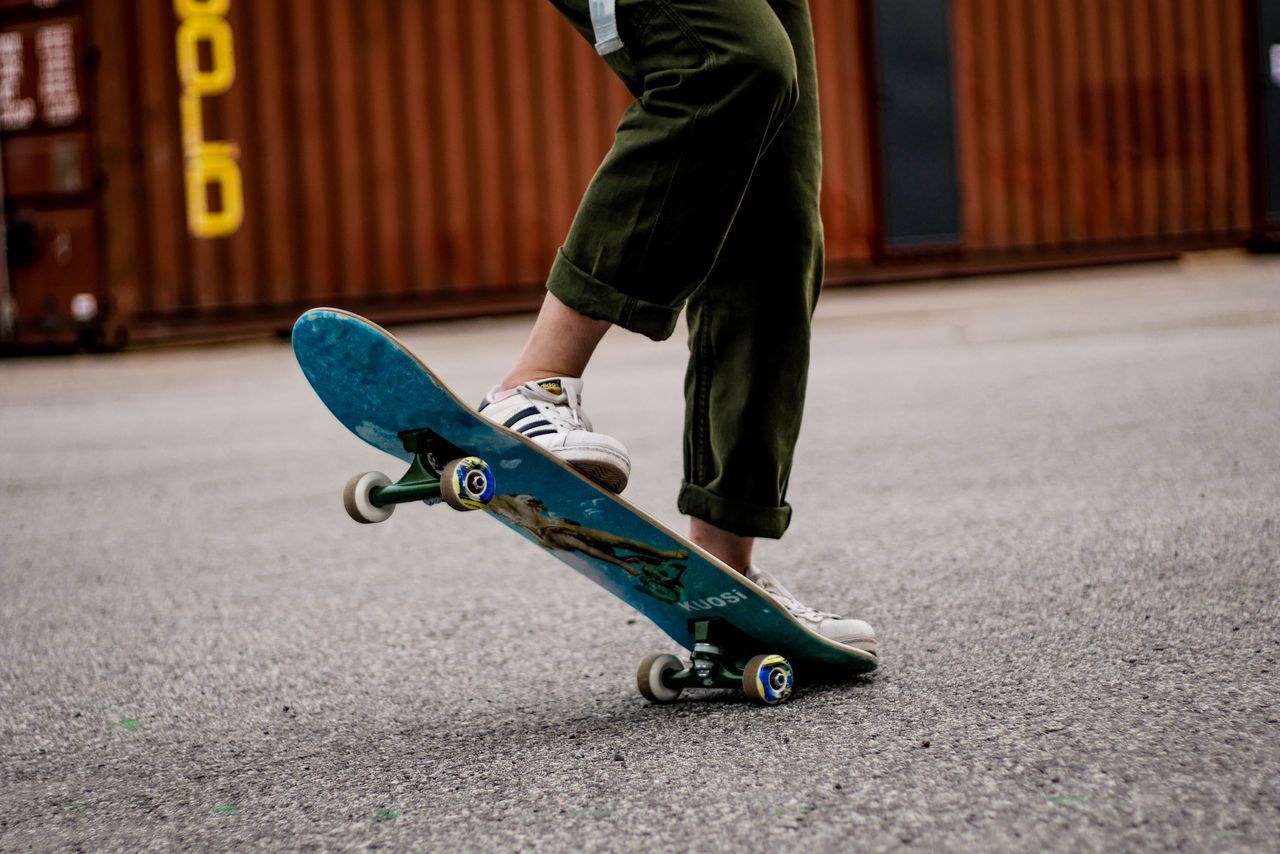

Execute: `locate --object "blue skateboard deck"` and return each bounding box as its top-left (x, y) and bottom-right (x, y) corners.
top-left (293, 308), bottom-right (877, 700)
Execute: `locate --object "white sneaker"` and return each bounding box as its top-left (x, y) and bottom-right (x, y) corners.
top-left (478, 377), bottom-right (631, 493)
top-left (745, 565), bottom-right (877, 655)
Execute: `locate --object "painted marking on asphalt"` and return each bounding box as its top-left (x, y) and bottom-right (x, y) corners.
top-left (1045, 795), bottom-right (1080, 806)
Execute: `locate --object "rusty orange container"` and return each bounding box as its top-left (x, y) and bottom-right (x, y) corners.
top-left (0, 0), bottom-right (1267, 348)
top-left (950, 0), bottom-right (1256, 255)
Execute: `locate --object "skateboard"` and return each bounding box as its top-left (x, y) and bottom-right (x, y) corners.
top-left (292, 308), bottom-right (877, 705)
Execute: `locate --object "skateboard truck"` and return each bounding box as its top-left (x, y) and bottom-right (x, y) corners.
top-left (635, 619), bottom-right (796, 706)
top-left (341, 428), bottom-right (497, 523)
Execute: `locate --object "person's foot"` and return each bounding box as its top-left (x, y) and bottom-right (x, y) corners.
top-left (478, 377), bottom-right (631, 493)
top-left (744, 565), bottom-right (877, 655)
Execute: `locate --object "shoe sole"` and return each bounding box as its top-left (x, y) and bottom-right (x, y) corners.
top-left (571, 458), bottom-right (629, 494)
top-left (832, 638), bottom-right (877, 656)
top-left (480, 414), bottom-right (631, 494)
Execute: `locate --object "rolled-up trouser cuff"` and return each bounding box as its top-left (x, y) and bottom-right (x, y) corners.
top-left (546, 248), bottom-right (683, 342)
top-left (677, 481), bottom-right (793, 539)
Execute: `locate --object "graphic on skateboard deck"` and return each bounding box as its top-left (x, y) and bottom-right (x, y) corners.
top-left (293, 308), bottom-right (877, 705)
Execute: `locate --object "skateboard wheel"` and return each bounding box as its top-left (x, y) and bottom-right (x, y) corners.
top-left (440, 456), bottom-right (496, 511)
top-left (742, 654), bottom-right (794, 706)
top-left (343, 471), bottom-right (394, 524)
top-left (636, 653), bottom-right (683, 704)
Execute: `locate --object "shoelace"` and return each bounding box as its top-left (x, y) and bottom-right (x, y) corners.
top-left (530, 382), bottom-right (590, 432)
top-left (752, 572), bottom-right (840, 622)
top-left (562, 383), bottom-right (586, 429)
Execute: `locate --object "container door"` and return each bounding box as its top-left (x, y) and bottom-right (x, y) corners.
top-left (1261, 0), bottom-right (1280, 241)
top-left (872, 0), bottom-right (962, 252)
top-left (0, 0), bottom-right (100, 347)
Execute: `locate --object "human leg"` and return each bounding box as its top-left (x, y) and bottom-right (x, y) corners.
top-left (487, 0), bottom-right (806, 498)
top-left (541, 0), bottom-right (803, 341)
top-left (678, 0), bottom-right (824, 541)
top-left (474, 2), bottom-right (875, 654)
top-left (671, 2), bottom-right (876, 653)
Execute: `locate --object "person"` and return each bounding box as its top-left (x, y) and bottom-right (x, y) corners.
top-left (478, 0), bottom-right (875, 655)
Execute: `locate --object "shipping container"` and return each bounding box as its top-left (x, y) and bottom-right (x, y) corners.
top-left (949, 0), bottom-right (1256, 253)
top-left (1258, 0), bottom-right (1280, 243)
top-left (0, 0), bottom-right (1269, 349)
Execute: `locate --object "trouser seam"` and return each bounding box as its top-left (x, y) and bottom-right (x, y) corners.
top-left (631, 4), bottom-right (661, 42)
top-left (693, 294), bottom-right (713, 486)
top-left (649, 0), bottom-right (712, 62)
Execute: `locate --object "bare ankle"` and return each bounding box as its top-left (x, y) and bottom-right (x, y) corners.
top-left (499, 368), bottom-right (579, 391)
top-left (689, 517), bottom-right (754, 572)
top-left (500, 293), bottom-right (612, 392)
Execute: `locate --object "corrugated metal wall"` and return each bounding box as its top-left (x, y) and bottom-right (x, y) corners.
top-left (812, 0), bottom-right (879, 265)
top-left (93, 0), bottom-right (638, 333)
top-left (91, 0), bottom-right (897, 338)
top-left (0, 0), bottom-right (1265, 346)
top-left (951, 0), bottom-right (1255, 252)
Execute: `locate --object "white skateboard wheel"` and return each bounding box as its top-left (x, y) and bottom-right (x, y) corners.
top-left (343, 471), bottom-right (394, 524)
top-left (636, 653), bottom-right (683, 703)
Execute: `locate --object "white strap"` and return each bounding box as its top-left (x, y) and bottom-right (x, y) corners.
top-left (589, 0), bottom-right (624, 56)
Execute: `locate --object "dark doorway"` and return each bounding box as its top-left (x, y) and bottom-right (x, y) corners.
top-left (872, 0), bottom-right (962, 250)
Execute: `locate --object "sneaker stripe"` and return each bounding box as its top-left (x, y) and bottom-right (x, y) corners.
top-left (524, 429), bottom-right (558, 439)
top-left (502, 406), bottom-right (540, 429)
top-left (517, 419), bottom-right (551, 434)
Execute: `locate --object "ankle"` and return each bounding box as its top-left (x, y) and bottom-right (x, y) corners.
top-left (688, 518), bottom-right (754, 572)
top-left (498, 369), bottom-right (579, 392)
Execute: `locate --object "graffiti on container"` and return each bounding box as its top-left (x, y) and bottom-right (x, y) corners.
top-left (0, 24), bottom-right (80, 132)
top-left (174, 0), bottom-right (244, 239)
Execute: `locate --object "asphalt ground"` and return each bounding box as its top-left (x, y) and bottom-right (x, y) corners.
top-left (2, 252), bottom-right (1278, 851)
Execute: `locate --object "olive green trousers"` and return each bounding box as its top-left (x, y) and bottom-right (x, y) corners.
top-left (549, 0), bottom-right (824, 538)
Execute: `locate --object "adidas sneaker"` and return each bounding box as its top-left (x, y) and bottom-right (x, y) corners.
top-left (745, 564), bottom-right (877, 655)
top-left (478, 377), bottom-right (631, 493)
